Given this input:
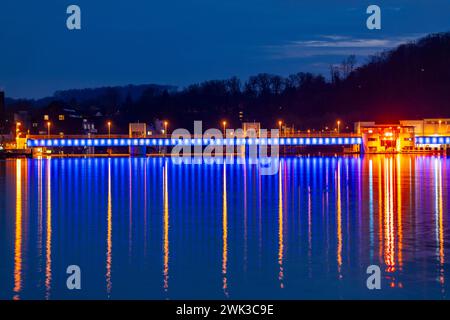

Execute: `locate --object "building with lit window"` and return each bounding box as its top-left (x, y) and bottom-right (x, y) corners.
top-left (355, 119), bottom-right (450, 153)
top-left (355, 122), bottom-right (415, 153)
top-left (400, 118), bottom-right (450, 136)
top-left (0, 90), bottom-right (5, 134)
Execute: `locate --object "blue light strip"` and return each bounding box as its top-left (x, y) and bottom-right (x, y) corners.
top-left (416, 136), bottom-right (450, 145)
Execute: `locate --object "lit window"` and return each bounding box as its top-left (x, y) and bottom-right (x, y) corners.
top-left (44, 115), bottom-right (49, 121)
top-left (59, 115), bottom-right (65, 121)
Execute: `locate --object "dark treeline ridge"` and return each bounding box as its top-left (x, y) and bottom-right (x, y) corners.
top-left (6, 32), bottom-right (450, 132)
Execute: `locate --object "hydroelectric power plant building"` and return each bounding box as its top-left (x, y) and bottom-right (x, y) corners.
top-left (355, 119), bottom-right (450, 153)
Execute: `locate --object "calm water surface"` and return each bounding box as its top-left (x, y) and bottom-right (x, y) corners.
top-left (0, 155), bottom-right (449, 299)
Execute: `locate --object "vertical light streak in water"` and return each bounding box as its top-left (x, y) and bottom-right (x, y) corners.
top-left (144, 160), bottom-right (148, 257)
top-left (106, 159), bottom-right (112, 296)
top-left (258, 168), bottom-right (262, 263)
top-left (378, 157), bottom-right (383, 262)
top-left (222, 165), bottom-right (228, 296)
top-left (244, 164), bottom-right (248, 272)
top-left (129, 160), bottom-right (133, 260)
top-left (384, 158), bottom-right (396, 280)
top-left (336, 160), bottom-right (342, 277)
top-left (434, 158), bottom-right (445, 286)
top-left (396, 155), bottom-right (403, 271)
top-left (37, 159), bottom-right (43, 278)
top-left (163, 162), bottom-right (169, 293)
top-left (278, 162), bottom-right (284, 288)
top-left (13, 159), bottom-right (22, 300)
top-left (369, 160), bottom-right (374, 261)
top-left (307, 185), bottom-right (312, 277)
top-left (45, 159), bottom-right (52, 299)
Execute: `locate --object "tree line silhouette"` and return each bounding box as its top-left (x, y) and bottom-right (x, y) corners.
top-left (6, 32), bottom-right (450, 133)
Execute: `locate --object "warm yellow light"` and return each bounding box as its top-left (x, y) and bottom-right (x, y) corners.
top-left (385, 132), bottom-right (393, 137)
top-left (278, 120), bottom-right (282, 126)
top-left (222, 121), bottom-right (227, 126)
top-left (337, 120), bottom-right (341, 125)
top-left (47, 122), bottom-right (51, 127)
top-left (107, 121), bottom-right (111, 126)
top-left (17, 122), bottom-right (21, 127)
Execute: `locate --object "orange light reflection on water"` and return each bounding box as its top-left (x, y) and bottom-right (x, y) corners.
top-left (13, 159), bottom-right (23, 300)
top-left (222, 165), bottom-right (228, 296)
top-left (278, 162), bottom-right (284, 288)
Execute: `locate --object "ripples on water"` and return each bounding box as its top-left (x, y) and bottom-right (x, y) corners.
top-left (0, 155), bottom-right (448, 299)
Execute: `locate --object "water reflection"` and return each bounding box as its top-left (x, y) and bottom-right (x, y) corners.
top-left (222, 165), bottom-right (228, 297)
top-left (106, 159), bottom-right (112, 296)
top-left (435, 158), bottom-right (445, 287)
top-left (0, 155), bottom-right (449, 299)
top-left (336, 160), bottom-right (342, 277)
top-left (278, 162), bottom-right (284, 288)
top-left (163, 162), bottom-right (169, 293)
top-left (45, 159), bottom-right (52, 299)
top-left (396, 156), bottom-right (403, 272)
top-left (13, 159), bottom-right (22, 300)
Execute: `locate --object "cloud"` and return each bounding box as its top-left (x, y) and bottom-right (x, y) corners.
top-left (265, 34), bottom-right (423, 59)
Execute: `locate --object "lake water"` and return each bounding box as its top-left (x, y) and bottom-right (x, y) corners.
top-left (0, 155), bottom-right (449, 300)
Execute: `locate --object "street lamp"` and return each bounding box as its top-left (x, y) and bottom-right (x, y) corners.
top-left (337, 120), bottom-right (341, 134)
top-left (47, 122), bottom-right (51, 138)
top-left (164, 121), bottom-right (168, 136)
top-left (222, 121), bottom-right (227, 135)
top-left (278, 120), bottom-right (282, 136)
top-left (107, 121), bottom-right (112, 138)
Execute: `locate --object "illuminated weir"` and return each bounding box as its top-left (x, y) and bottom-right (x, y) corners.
top-left (23, 118), bottom-right (450, 155)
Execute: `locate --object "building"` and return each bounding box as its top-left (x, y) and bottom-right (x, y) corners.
top-left (355, 122), bottom-right (415, 153)
top-left (0, 90), bottom-right (5, 133)
top-left (400, 119), bottom-right (450, 136)
top-left (355, 119), bottom-right (450, 153)
top-left (243, 122), bottom-right (261, 136)
top-left (29, 106), bottom-right (85, 135)
top-left (129, 123), bottom-right (147, 138)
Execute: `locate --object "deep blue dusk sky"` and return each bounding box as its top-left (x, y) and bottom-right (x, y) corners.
top-left (1, 0), bottom-right (450, 98)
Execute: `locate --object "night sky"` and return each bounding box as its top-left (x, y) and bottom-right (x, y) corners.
top-left (1, 0), bottom-right (450, 98)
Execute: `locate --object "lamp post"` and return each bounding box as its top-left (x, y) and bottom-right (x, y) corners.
top-left (337, 120), bottom-right (341, 134)
top-left (222, 121), bottom-right (227, 135)
top-left (107, 121), bottom-right (111, 138)
top-left (278, 120), bottom-right (282, 136)
top-left (164, 121), bottom-right (168, 136)
top-left (47, 122), bottom-right (51, 138)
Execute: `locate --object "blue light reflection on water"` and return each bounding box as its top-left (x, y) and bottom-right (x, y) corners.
top-left (0, 155), bottom-right (449, 299)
